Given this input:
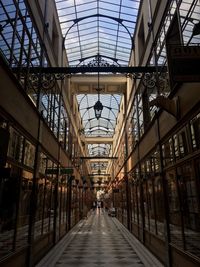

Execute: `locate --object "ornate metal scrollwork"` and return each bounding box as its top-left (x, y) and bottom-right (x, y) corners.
top-left (127, 73), bottom-right (142, 79)
top-left (143, 73), bottom-right (157, 88)
top-left (26, 73), bottom-right (65, 91)
top-left (142, 72), bottom-right (169, 91)
top-left (157, 72), bottom-right (169, 91)
top-left (82, 55), bottom-right (119, 68)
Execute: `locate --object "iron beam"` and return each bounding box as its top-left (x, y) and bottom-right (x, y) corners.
top-left (80, 156), bottom-right (118, 159)
top-left (89, 174), bottom-right (110, 176)
top-left (12, 66), bottom-right (167, 74)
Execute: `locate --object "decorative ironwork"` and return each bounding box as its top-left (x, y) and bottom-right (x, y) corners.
top-left (13, 65), bottom-right (168, 91)
top-left (13, 65), bottom-right (167, 74)
top-left (142, 72), bottom-right (169, 90)
top-left (80, 156), bottom-right (118, 159)
top-left (23, 72), bottom-right (65, 90)
top-left (59, 10), bottom-right (136, 65)
top-left (84, 55), bottom-right (119, 68)
top-left (157, 72), bottom-right (169, 91)
top-left (142, 73), bottom-right (157, 88)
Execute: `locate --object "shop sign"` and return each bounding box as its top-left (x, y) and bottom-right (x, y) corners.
top-left (167, 45), bottom-right (200, 82)
top-left (45, 168), bottom-right (58, 175)
top-left (45, 167), bottom-right (73, 175)
top-left (60, 168), bottom-right (73, 175)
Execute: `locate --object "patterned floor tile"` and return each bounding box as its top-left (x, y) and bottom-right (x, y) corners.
top-left (54, 211), bottom-right (145, 267)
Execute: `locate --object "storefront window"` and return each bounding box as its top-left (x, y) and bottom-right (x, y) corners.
top-left (143, 181), bottom-right (149, 231)
top-left (178, 130), bottom-right (188, 158)
top-left (133, 108), bottom-right (139, 142)
top-left (162, 138), bottom-right (174, 167)
top-left (131, 183), bottom-right (138, 224)
top-left (166, 170), bottom-right (184, 248)
top-left (7, 127), bottom-right (24, 163)
top-left (177, 162), bottom-right (200, 256)
top-left (60, 182), bottom-right (67, 225)
top-left (24, 140), bottom-right (35, 168)
top-left (16, 170), bottom-right (33, 248)
top-left (39, 152), bottom-right (47, 175)
top-left (146, 158), bottom-right (151, 173)
top-left (0, 165), bottom-right (19, 259)
top-left (42, 160), bottom-right (56, 234)
top-left (173, 134), bottom-right (179, 159)
top-left (152, 149), bottom-right (160, 173)
top-left (127, 116), bottom-right (133, 156)
top-left (34, 176), bottom-right (46, 239)
top-left (147, 179), bottom-right (156, 234)
top-left (154, 176), bottom-right (164, 237)
top-left (173, 129), bottom-right (188, 160)
top-left (138, 94), bottom-right (144, 137)
top-left (190, 113), bottom-right (200, 150)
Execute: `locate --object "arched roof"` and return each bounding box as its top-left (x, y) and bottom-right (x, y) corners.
top-left (55, 0), bottom-right (141, 175)
top-left (55, 0), bottom-right (140, 66)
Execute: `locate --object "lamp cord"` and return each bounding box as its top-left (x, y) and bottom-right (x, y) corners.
top-left (97, 70), bottom-right (100, 101)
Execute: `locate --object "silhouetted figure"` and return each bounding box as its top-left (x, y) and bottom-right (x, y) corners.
top-left (97, 201), bottom-right (101, 213)
top-left (92, 201), bottom-right (96, 211)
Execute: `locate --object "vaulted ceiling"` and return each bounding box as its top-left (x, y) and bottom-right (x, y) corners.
top-left (55, 0), bottom-right (140, 65)
top-left (55, 0), bottom-right (141, 186)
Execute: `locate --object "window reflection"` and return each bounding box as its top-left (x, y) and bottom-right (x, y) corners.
top-left (16, 170), bottom-right (33, 248)
top-left (24, 140), bottom-right (35, 168)
top-left (177, 163), bottom-right (200, 255)
top-left (162, 138), bottom-right (174, 167)
top-left (190, 113), bottom-right (200, 150)
top-left (154, 176), bottom-right (164, 236)
top-left (7, 127), bottom-right (24, 163)
top-left (166, 170), bottom-right (184, 247)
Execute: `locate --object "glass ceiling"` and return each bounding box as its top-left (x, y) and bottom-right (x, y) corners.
top-left (54, 0), bottom-right (141, 177)
top-left (77, 94), bottom-right (121, 137)
top-left (55, 0), bottom-right (140, 66)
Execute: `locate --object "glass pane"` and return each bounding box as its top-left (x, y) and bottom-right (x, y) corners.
top-left (16, 170), bottom-right (33, 248)
top-left (7, 127), bottom-right (24, 163)
top-left (154, 176), bottom-right (164, 238)
top-left (34, 175), bottom-right (45, 239)
top-left (0, 166), bottom-right (18, 259)
top-left (166, 170), bottom-right (184, 248)
top-left (177, 162), bottom-right (200, 257)
top-left (190, 113), bottom-right (200, 150)
top-left (24, 140), bottom-right (35, 168)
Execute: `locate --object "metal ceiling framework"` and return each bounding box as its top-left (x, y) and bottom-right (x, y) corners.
top-left (54, 0), bottom-right (141, 183)
top-left (1, 0), bottom-right (199, 187)
top-left (6, 0), bottom-right (164, 186)
top-left (55, 0), bottom-right (140, 66)
top-left (0, 0), bottom-right (141, 186)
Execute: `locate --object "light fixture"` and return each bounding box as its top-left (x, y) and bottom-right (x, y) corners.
top-left (94, 100), bottom-right (103, 119)
top-left (94, 57), bottom-right (103, 119)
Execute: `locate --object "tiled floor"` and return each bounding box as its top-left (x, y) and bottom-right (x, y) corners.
top-left (36, 210), bottom-right (163, 267)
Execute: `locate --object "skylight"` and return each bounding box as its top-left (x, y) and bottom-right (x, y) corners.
top-left (77, 93), bottom-right (121, 137)
top-left (55, 0), bottom-right (140, 66)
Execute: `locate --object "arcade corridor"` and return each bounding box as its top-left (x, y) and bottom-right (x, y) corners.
top-left (36, 210), bottom-right (163, 267)
top-left (0, 1), bottom-right (200, 267)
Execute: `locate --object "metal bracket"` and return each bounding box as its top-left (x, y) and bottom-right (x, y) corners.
top-left (150, 96), bottom-right (180, 119)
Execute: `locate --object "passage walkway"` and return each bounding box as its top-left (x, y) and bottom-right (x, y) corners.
top-left (36, 210), bottom-right (163, 267)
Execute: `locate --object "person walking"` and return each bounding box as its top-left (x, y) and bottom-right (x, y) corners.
top-left (97, 201), bottom-right (101, 213)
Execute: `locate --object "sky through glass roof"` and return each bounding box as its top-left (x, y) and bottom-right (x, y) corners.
top-left (55, 0), bottom-right (140, 66)
top-left (54, 0), bottom-right (140, 176)
top-left (77, 93), bottom-right (120, 137)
